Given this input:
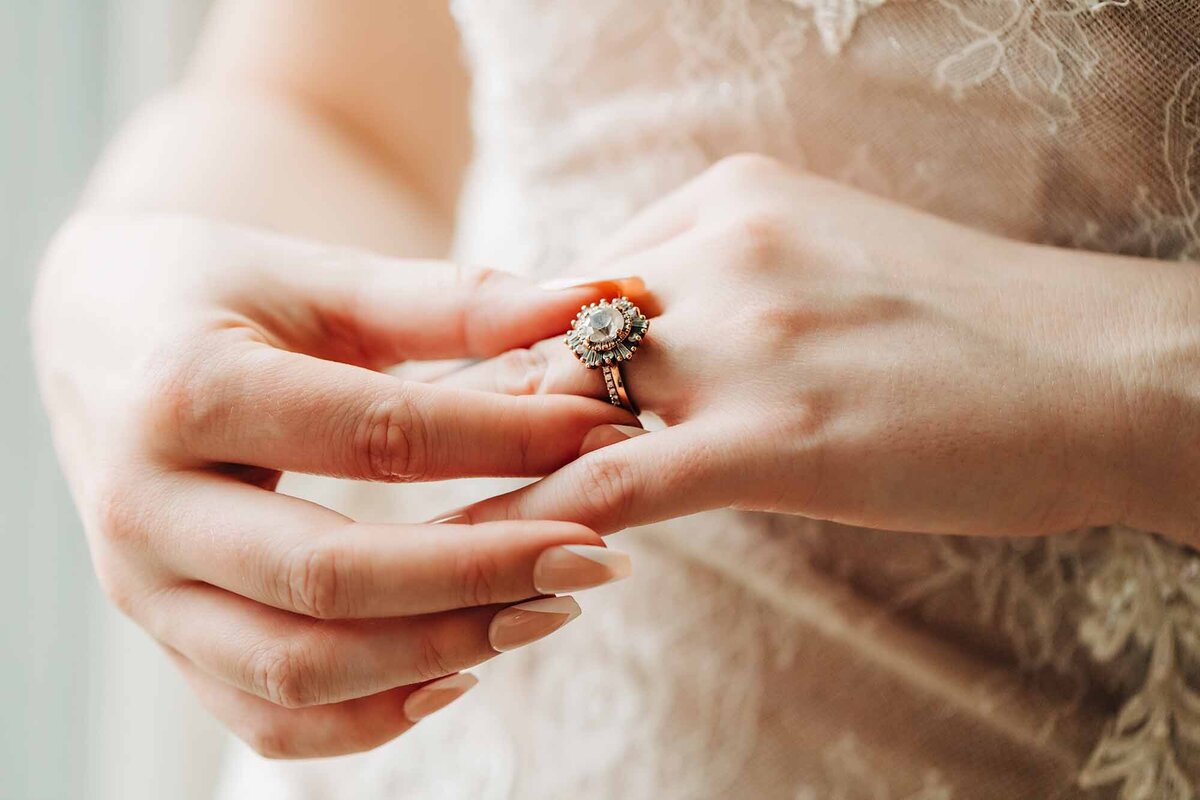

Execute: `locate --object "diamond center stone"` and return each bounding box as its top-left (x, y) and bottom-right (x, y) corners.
top-left (582, 306), bottom-right (624, 344)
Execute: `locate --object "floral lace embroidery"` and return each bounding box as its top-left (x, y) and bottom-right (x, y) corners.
top-left (795, 735), bottom-right (956, 799)
top-left (894, 527), bottom-right (1200, 800)
top-left (1074, 62), bottom-right (1200, 262)
top-left (891, 534), bottom-right (1090, 676)
top-left (781, 0), bottom-right (890, 54)
top-left (1119, 61), bottom-right (1200, 262)
top-left (1161, 62), bottom-right (1200, 258)
top-left (934, 0), bottom-right (1133, 128)
top-left (1077, 531), bottom-right (1200, 800)
top-left (667, 0), bottom-right (812, 165)
top-left (775, 0), bottom-right (1137, 131)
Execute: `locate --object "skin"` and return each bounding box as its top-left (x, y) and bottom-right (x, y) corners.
top-left (33, 0), bottom-right (633, 758)
top-left (31, 0), bottom-right (1200, 762)
top-left (446, 155), bottom-right (1200, 545)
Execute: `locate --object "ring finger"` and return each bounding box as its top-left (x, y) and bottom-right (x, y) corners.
top-left (434, 310), bottom-right (691, 416)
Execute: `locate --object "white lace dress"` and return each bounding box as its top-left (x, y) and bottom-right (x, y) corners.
top-left (217, 2), bottom-right (1200, 798)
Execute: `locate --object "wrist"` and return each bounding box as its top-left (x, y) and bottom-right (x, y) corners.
top-left (1094, 258), bottom-right (1200, 544)
top-left (1117, 378), bottom-right (1200, 544)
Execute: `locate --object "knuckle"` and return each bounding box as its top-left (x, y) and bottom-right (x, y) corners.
top-left (709, 153), bottom-right (782, 186)
top-left (137, 336), bottom-right (224, 452)
top-left (355, 393), bottom-right (428, 482)
top-left (241, 721), bottom-right (298, 760)
top-left (91, 475), bottom-right (147, 550)
top-left (726, 210), bottom-right (788, 270)
top-left (246, 638), bottom-right (319, 709)
top-left (284, 540), bottom-right (354, 619)
top-left (454, 544), bottom-right (501, 608)
top-left (413, 631), bottom-right (458, 683)
top-left (460, 267), bottom-right (508, 354)
top-left (572, 453), bottom-right (637, 525)
top-left (515, 410), bottom-right (537, 475)
top-left (465, 266), bottom-right (504, 294)
top-left (496, 347), bottom-right (548, 396)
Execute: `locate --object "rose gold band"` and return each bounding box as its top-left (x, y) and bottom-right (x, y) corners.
top-left (602, 363), bottom-right (639, 415)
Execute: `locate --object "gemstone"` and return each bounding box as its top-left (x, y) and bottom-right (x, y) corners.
top-left (580, 305), bottom-right (624, 344)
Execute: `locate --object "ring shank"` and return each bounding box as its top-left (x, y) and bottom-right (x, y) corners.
top-left (602, 363), bottom-right (639, 415)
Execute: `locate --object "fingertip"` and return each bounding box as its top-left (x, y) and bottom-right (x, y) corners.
top-left (537, 276), bottom-right (652, 307)
top-left (427, 512), bottom-right (469, 525)
top-left (533, 544), bottom-right (632, 593)
top-left (402, 673), bottom-right (479, 723)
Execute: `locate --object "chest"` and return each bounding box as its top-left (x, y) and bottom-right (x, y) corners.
top-left (452, 0), bottom-right (1200, 261)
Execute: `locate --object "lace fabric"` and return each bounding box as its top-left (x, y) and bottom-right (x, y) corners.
top-left (218, 2), bottom-right (1200, 798)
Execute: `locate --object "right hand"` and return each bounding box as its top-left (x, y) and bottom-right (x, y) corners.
top-left (32, 212), bottom-right (635, 757)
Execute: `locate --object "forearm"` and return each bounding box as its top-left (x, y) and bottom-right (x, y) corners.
top-left (80, 84), bottom-right (451, 257)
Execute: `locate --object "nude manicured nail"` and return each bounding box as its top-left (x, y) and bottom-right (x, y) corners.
top-left (403, 673), bottom-right (478, 722)
top-left (537, 275), bottom-right (642, 292)
top-left (427, 513), bottom-right (467, 525)
top-left (579, 424), bottom-right (649, 456)
top-left (488, 596), bottom-right (582, 652)
top-left (534, 545), bottom-right (632, 593)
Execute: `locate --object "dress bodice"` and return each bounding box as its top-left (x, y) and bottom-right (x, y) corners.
top-left (454, 0), bottom-right (1200, 271)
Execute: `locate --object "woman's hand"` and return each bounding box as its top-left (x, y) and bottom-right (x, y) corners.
top-left (439, 155), bottom-right (1200, 541)
top-left (32, 212), bottom-right (635, 757)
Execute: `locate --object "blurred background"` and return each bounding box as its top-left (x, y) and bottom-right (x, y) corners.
top-left (1, 3), bottom-right (227, 798)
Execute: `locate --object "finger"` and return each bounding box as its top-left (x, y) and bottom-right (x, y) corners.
top-left (149, 472), bottom-right (626, 618)
top-left (170, 652), bottom-right (477, 759)
top-left (566, 172), bottom-right (705, 271)
top-left (432, 312), bottom-right (689, 414)
top-left (150, 582), bottom-right (581, 708)
top-left (234, 228), bottom-right (635, 366)
top-left (454, 421), bottom-right (745, 534)
top-left (543, 228), bottom-right (703, 317)
top-left (436, 336), bottom-right (610, 399)
top-left (160, 340), bottom-right (634, 478)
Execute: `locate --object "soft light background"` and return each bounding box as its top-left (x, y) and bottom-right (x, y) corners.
top-left (1, 2), bottom-right (226, 798)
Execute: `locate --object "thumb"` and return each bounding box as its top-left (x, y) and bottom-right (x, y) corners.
top-left (456, 422), bottom-right (738, 534)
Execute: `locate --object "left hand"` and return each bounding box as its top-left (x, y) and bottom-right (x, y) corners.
top-left (438, 155), bottom-right (1196, 539)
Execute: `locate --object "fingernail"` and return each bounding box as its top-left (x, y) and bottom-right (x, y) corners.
top-left (488, 596), bottom-right (582, 652)
top-left (427, 513), bottom-right (467, 525)
top-left (537, 275), bottom-right (646, 295)
top-left (403, 673), bottom-right (479, 722)
top-left (534, 545), bottom-right (632, 593)
top-left (579, 424), bottom-right (649, 456)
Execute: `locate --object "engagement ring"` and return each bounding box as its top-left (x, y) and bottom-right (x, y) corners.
top-left (564, 297), bottom-right (649, 415)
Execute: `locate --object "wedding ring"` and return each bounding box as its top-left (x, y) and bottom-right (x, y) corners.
top-left (564, 297), bottom-right (649, 415)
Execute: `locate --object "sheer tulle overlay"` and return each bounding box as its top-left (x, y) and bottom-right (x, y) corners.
top-left (218, 2), bottom-right (1200, 798)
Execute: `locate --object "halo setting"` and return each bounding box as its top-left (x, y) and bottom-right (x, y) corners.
top-left (565, 297), bottom-right (649, 369)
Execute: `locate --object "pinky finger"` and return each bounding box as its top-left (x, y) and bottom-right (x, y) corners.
top-left (168, 652), bottom-right (475, 759)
